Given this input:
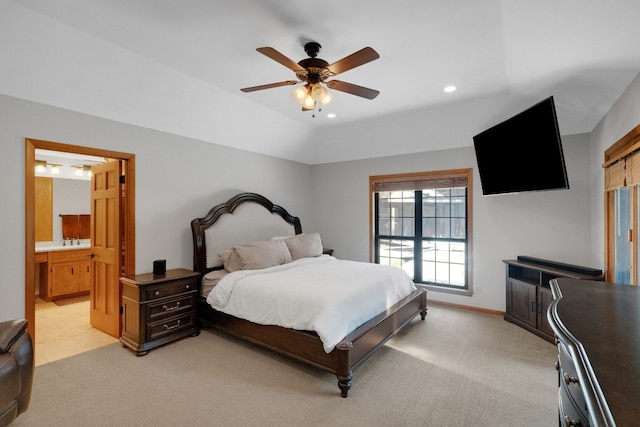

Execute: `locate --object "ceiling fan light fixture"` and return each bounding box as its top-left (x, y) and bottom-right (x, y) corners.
top-left (310, 83), bottom-right (330, 105)
top-left (303, 94), bottom-right (316, 109)
top-left (291, 86), bottom-right (307, 105)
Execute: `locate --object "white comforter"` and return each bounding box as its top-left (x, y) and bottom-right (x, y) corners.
top-left (206, 255), bottom-right (417, 353)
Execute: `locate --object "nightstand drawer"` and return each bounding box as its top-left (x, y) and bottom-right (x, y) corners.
top-left (147, 294), bottom-right (195, 321)
top-left (147, 312), bottom-right (195, 341)
top-left (145, 278), bottom-right (196, 301)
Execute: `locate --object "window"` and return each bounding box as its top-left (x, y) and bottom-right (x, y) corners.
top-left (370, 169), bottom-right (472, 294)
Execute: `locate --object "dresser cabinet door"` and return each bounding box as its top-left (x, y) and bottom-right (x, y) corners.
top-left (538, 287), bottom-right (554, 336)
top-left (506, 278), bottom-right (537, 328)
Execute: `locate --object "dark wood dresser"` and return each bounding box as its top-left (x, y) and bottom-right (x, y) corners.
top-left (548, 278), bottom-right (640, 426)
top-left (120, 268), bottom-right (200, 356)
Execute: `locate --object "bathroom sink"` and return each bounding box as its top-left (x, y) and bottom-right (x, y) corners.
top-left (35, 241), bottom-right (91, 253)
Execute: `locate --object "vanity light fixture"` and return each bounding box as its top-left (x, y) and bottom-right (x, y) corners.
top-left (35, 161), bottom-right (47, 173)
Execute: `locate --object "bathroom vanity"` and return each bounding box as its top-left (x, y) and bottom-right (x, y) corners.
top-left (36, 241), bottom-right (92, 301)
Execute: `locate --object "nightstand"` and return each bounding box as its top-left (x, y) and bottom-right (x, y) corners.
top-left (120, 268), bottom-right (199, 356)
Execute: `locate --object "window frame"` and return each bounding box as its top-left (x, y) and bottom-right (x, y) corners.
top-left (369, 168), bottom-right (473, 296)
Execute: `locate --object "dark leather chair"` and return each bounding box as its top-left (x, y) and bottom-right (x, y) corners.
top-left (0, 320), bottom-right (33, 427)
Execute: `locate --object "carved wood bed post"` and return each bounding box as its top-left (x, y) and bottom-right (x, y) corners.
top-left (336, 341), bottom-right (354, 398)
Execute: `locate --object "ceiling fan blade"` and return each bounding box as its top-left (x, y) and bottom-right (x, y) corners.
top-left (327, 47), bottom-right (379, 75)
top-left (256, 47), bottom-right (305, 72)
top-left (326, 80), bottom-right (380, 100)
top-left (240, 80), bottom-right (299, 93)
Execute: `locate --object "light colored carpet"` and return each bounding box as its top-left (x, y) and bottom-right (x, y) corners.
top-left (13, 304), bottom-right (558, 426)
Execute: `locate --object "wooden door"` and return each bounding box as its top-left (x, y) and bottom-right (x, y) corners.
top-left (90, 160), bottom-right (122, 337)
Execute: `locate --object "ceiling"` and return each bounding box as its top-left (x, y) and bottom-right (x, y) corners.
top-left (6, 1), bottom-right (640, 164)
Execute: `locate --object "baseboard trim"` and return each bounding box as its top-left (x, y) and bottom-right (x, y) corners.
top-left (428, 299), bottom-right (504, 317)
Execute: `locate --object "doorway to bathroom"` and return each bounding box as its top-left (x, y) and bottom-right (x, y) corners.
top-left (25, 138), bottom-right (136, 362)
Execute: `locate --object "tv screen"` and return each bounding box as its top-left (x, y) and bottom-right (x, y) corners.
top-left (473, 96), bottom-right (569, 195)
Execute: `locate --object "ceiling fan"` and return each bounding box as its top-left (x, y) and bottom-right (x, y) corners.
top-left (240, 42), bottom-right (380, 112)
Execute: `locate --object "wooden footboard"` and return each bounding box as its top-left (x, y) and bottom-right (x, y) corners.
top-left (197, 288), bottom-right (427, 397)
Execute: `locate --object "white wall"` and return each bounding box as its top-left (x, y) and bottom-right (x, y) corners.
top-left (589, 73), bottom-right (640, 269)
top-left (311, 135), bottom-right (593, 312)
top-left (0, 94), bottom-right (313, 321)
top-left (3, 72), bottom-right (640, 320)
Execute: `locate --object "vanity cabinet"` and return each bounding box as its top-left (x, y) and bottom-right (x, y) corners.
top-left (503, 256), bottom-right (603, 343)
top-left (39, 248), bottom-right (92, 300)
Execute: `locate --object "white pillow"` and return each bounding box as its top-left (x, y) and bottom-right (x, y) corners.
top-left (235, 239), bottom-right (293, 270)
top-left (218, 249), bottom-right (243, 272)
top-left (284, 232), bottom-right (323, 260)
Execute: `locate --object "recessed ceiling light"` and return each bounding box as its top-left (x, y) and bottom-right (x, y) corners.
top-left (327, 113), bottom-right (336, 119)
top-left (444, 85), bottom-right (457, 93)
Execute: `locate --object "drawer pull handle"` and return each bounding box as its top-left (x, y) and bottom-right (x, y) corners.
top-left (163, 320), bottom-right (181, 331)
top-left (563, 372), bottom-right (579, 385)
top-left (185, 284), bottom-right (190, 289)
top-left (563, 415), bottom-right (581, 426)
top-left (162, 302), bottom-right (181, 312)
top-left (155, 291), bottom-right (160, 296)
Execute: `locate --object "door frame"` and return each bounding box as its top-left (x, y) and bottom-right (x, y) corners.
top-left (25, 138), bottom-right (136, 341)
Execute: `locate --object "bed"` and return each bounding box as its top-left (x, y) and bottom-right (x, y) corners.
top-left (190, 192), bottom-right (427, 397)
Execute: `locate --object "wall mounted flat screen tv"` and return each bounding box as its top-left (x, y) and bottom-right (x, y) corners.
top-left (473, 96), bottom-right (569, 196)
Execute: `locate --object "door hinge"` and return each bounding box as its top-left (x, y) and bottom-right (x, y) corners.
top-left (119, 175), bottom-right (125, 184)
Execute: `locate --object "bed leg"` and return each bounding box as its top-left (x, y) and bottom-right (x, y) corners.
top-left (337, 372), bottom-right (352, 398)
top-left (420, 291), bottom-right (428, 320)
top-left (336, 341), bottom-right (353, 397)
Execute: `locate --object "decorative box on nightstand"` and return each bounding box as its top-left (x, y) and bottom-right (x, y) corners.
top-left (120, 268), bottom-right (200, 356)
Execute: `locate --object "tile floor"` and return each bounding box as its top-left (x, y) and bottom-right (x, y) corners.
top-left (34, 297), bottom-right (119, 366)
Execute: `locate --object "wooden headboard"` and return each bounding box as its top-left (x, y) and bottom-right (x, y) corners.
top-left (191, 192), bottom-right (302, 276)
